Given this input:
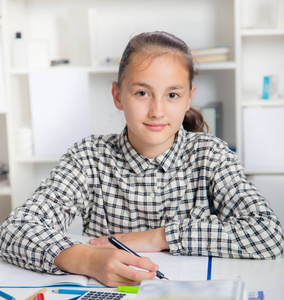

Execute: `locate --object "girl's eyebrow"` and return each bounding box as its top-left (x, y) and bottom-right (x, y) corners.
top-left (131, 82), bottom-right (152, 89)
top-left (166, 85), bottom-right (185, 91)
top-left (131, 82), bottom-right (185, 91)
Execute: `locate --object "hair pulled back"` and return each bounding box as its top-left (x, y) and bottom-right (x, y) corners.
top-left (118, 31), bottom-right (208, 133)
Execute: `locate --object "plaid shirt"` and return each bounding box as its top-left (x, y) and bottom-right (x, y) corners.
top-left (0, 127), bottom-right (283, 274)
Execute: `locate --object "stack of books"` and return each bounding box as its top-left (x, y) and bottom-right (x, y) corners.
top-left (191, 46), bottom-right (230, 63)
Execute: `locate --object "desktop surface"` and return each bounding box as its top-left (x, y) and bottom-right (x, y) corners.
top-left (1, 253), bottom-right (283, 299)
top-left (212, 256), bottom-right (284, 299)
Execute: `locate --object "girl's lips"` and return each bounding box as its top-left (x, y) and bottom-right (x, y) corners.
top-left (145, 123), bottom-right (167, 131)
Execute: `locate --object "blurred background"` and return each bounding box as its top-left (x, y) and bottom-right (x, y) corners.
top-left (0, 0), bottom-right (283, 230)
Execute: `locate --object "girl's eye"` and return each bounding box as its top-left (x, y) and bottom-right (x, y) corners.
top-left (168, 93), bottom-right (179, 99)
top-left (136, 91), bottom-right (149, 97)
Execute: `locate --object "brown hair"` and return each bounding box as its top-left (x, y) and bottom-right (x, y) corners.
top-left (117, 31), bottom-right (208, 133)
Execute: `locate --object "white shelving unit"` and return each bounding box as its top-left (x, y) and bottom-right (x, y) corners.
top-left (1, 0), bottom-right (238, 210)
top-left (1, 0), bottom-right (283, 226)
top-left (237, 0), bottom-right (284, 169)
top-left (237, 0), bottom-right (284, 226)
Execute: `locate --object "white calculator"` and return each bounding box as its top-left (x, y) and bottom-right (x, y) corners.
top-left (77, 290), bottom-right (128, 300)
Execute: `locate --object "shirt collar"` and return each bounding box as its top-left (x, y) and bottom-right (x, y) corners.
top-left (119, 126), bottom-right (185, 175)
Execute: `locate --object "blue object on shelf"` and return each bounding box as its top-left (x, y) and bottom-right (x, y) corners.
top-left (262, 76), bottom-right (270, 100)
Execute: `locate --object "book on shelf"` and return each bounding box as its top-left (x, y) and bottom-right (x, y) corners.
top-left (192, 46), bottom-right (230, 63)
top-left (194, 54), bottom-right (229, 63)
top-left (191, 46), bottom-right (230, 56)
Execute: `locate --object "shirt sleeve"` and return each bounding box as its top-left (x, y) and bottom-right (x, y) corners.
top-left (0, 150), bottom-right (90, 274)
top-left (165, 141), bottom-right (284, 259)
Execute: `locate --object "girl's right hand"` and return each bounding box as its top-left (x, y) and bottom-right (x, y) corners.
top-left (54, 244), bottom-right (158, 286)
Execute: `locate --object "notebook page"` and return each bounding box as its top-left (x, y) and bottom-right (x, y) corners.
top-left (0, 258), bottom-right (102, 287)
top-left (76, 235), bottom-right (209, 283)
top-left (138, 252), bottom-right (208, 281)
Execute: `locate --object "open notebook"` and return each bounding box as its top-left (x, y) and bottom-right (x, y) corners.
top-left (0, 235), bottom-right (210, 287)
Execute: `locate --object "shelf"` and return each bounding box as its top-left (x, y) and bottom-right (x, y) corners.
top-left (10, 61), bottom-right (237, 75)
top-left (0, 184), bottom-right (11, 196)
top-left (16, 156), bottom-right (61, 163)
top-left (90, 65), bottom-right (119, 74)
top-left (241, 99), bottom-right (284, 107)
top-left (10, 65), bottom-right (118, 75)
top-left (244, 168), bottom-right (284, 176)
top-left (197, 61), bottom-right (236, 70)
top-left (241, 28), bottom-right (284, 37)
top-left (10, 66), bottom-right (99, 75)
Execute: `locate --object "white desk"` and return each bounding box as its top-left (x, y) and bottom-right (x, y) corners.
top-left (212, 256), bottom-right (284, 299)
top-left (1, 256), bottom-right (283, 300)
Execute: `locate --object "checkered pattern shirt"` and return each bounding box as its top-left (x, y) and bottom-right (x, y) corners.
top-left (0, 127), bottom-right (283, 274)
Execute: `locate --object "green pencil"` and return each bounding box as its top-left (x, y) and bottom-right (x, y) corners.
top-left (117, 286), bottom-right (139, 294)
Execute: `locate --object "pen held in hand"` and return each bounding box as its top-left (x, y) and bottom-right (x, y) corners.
top-left (108, 236), bottom-right (169, 280)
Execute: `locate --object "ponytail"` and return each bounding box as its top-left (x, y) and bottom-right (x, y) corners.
top-left (183, 107), bottom-right (209, 133)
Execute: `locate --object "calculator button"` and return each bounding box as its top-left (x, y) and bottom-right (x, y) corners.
top-left (79, 291), bottom-right (127, 300)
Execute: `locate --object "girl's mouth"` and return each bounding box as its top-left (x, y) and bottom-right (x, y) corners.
top-left (144, 123), bottom-right (167, 131)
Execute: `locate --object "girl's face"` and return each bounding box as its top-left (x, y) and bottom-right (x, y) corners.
top-left (112, 52), bottom-right (196, 158)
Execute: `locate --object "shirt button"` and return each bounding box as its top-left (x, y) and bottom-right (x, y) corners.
top-left (149, 192), bottom-right (155, 198)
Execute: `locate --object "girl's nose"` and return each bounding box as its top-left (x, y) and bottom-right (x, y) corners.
top-left (149, 98), bottom-right (165, 119)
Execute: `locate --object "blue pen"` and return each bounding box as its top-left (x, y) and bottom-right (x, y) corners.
top-left (68, 297), bottom-right (81, 300)
top-left (52, 289), bottom-right (88, 295)
top-left (0, 290), bottom-right (16, 300)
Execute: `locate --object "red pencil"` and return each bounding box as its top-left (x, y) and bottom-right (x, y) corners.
top-left (37, 293), bottom-right (45, 300)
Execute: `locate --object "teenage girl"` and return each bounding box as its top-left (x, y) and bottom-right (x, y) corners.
top-left (0, 31), bottom-right (283, 287)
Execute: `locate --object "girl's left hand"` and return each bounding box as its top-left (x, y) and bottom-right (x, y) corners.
top-left (89, 227), bottom-right (169, 252)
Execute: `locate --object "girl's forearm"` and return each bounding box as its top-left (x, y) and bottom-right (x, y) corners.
top-left (54, 244), bottom-right (93, 276)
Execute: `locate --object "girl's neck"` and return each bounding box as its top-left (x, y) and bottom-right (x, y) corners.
top-left (127, 131), bottom-right (176, 159)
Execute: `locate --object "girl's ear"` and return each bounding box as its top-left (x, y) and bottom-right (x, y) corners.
top-left (112, 81), bottom-right (124, 110)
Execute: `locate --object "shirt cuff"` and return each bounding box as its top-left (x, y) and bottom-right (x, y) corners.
top-left (43, 236), bottom-right (81, 274)
top-left (165, 221), bottom-right (199, 256)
